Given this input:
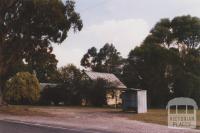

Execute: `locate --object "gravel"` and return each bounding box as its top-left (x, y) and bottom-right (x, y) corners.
top-left (0, 107), bottom-right (199, 133)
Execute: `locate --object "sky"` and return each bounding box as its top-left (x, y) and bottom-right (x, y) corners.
top-left (53, 0), bottom-right (200, 67)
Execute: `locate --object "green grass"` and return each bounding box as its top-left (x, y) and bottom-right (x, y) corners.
top-left (0, 105), bottom-right (52, 116)
top-left (128, 109), bottom-right (200, 129)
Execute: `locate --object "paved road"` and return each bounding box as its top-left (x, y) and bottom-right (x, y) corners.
top-left (0, 120), bottom-right (112, 133)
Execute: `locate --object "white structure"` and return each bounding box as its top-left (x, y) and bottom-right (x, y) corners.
top-left (166, 97), bottom-right (198, 129)
top-left (122, 88), bottom-right (147, 113)
top-left (137, 90), bottom-right (147, 113)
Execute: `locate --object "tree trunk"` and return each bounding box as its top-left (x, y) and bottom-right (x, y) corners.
top-left (0, 78), bottom-right (9, 106)
top-left (0, 67), bottom-right (8, 106)
top-left (0, 82), bottom-right (3, 105)
top-left (0, 68), bottom-right (4, 105)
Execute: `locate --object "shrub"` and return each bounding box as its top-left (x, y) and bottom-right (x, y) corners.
top-left (80, 78), bottom-right (108, 107)
top-left (3, 72), bottom-right (40, 105)
top-left (40, 83), bottom-right (82, 106)
top-left (90, 79), bottom-right (108, 106)
top-left (39, 85), bottom-right (66, 105)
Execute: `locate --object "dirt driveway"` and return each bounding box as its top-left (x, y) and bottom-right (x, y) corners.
top-left (0, 106), bottom-right (199, 133)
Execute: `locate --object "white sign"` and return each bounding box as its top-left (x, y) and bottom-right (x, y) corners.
top-left (166, 97), bottom-right (198, 129)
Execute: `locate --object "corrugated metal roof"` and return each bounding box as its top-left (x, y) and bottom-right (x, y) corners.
top-left (40, 83), bottom-right (58, 91)
top-left (85, 71), bottom-right (127, 89)
top-left (128, 88), bottom-right (144, 91)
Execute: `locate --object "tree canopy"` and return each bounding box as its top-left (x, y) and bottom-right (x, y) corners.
top-left (124, 15), bottom-right (200, 107)
top-left (81, 43), bottom-right (124, 76)
top-left (0, 0), bottom-right (82, 93)
top-left (144, 15), bottom-right (200, 50)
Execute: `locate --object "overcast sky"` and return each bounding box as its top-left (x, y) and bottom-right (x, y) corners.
top-left (53, 0), bottom-right (200, 67)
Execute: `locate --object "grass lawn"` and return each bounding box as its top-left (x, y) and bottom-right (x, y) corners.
top-left (0, 105), bottom-right (52, 116)
top-left (0, 106), bottom-right (199, 129)
top-left (129, 109), bottom-right (200, 129)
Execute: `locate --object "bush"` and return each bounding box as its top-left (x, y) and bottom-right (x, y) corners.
top-left (46, 64), bottom-right (82, 105)
top-left (80, 78), bottom-right (108, 107)
top-left (3, 72), bottom-right (40, 105)
top-left (39, 85), bottom-right (66, 105)
top-left (90, 79), bottom-right (108, 106)
top-left (40, 83), bottom-right (82, 106)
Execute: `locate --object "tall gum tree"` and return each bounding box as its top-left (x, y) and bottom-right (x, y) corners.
top-left (124, 15), bottom-right (200, 107)
top-left (0, 0), bottom-right (83, 103)
top-left (81, 43), bottom-right (124, 77)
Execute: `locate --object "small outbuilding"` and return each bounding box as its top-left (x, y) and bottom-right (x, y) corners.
top-left (122, 88), bottom-right (147, 113)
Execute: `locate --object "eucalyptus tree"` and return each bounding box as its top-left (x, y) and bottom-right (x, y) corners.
top-left (81, 43), bottom-right (124, 77)
top-left (124, 15), bottom-right (200, 106)
top-left (0, 0), bottom-right (83, 101)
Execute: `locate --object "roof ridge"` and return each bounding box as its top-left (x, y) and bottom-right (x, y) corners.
top-left (84, 71), bottom-right (127, 89)
top-left (85, 71), bottom-right (115, 75)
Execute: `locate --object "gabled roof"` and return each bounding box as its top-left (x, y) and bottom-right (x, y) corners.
top-left (40, 83), bottom-right (58, 91)
top-left (84, 71), bottom-right (127, 89)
